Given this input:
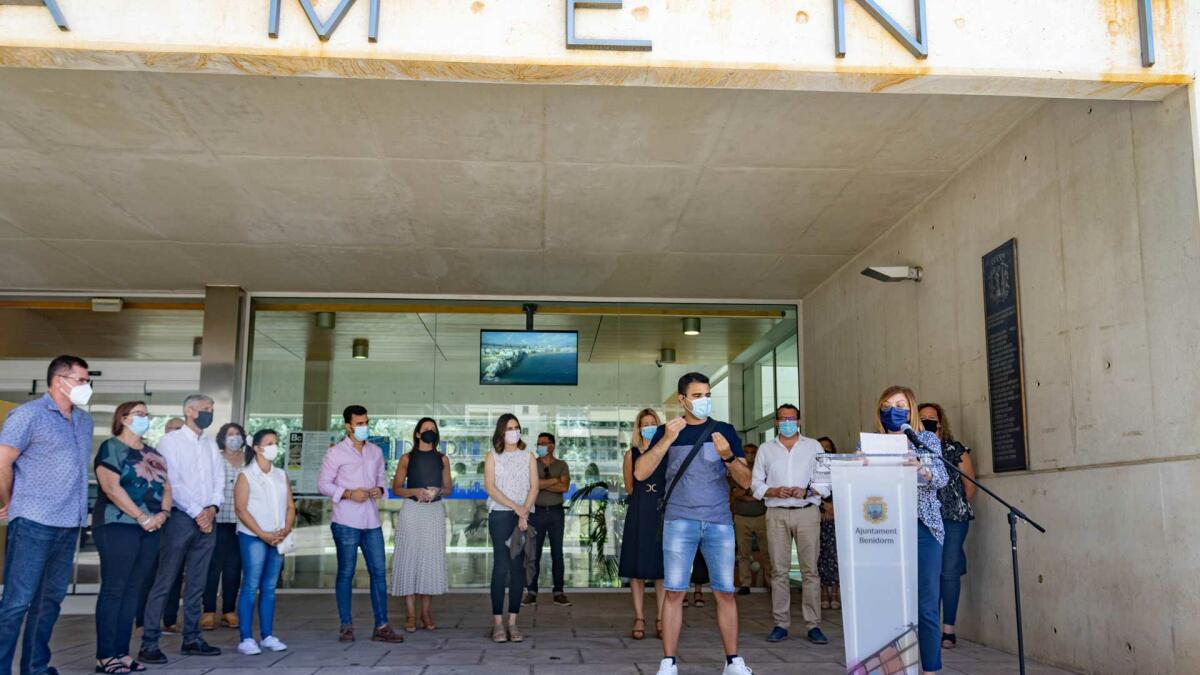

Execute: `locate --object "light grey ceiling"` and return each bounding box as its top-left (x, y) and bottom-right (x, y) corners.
top-left (0, 68), bottom-right (1040, 299)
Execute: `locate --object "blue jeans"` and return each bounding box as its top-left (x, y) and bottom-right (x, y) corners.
top-left (940, 519), bottom-right (970, 627)
top-left (662, 518), bottom-right (736, 594)
top-left (330, 523), bottom-right (388, 628)
top-left (237, 533), bottom-right (284, 642)
top-left (0, 518), bottom-right (78, 675)
top-left (917, 523), bottom-right (944, 672)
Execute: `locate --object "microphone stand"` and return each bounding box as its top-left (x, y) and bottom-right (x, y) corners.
top-left (908, 431), bottom-right (1045, 675)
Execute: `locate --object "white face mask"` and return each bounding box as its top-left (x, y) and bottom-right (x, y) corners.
top-left (66, 382), bottom-right (93, 407)
top-left (504, 429), bottom-right (521, 446)
top-left (260, 444), bottom-right (280, 461)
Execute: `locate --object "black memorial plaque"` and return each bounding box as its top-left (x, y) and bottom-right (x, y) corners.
top-left (982, 239), bottom-right (1029, 473)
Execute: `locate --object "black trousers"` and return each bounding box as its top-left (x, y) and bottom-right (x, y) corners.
top-left (94, 524), bottom-right (160, 660)
top-left (135, 559), bottom-right (181, 628)
top-left (488, 511), bottom-right (524, 616)
top-left (528, 505), bottom-right (565, 594)
top-left (202, 523), bottom-right (241, 614)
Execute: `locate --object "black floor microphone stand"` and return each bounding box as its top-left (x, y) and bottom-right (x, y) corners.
top-left (911, 436), bottom-right (1046, 675)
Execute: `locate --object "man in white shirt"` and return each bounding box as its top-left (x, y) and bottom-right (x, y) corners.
top-left (751, 404), bottom-right (830, 645)
top-left (138, 394), bottom-right (226, 664)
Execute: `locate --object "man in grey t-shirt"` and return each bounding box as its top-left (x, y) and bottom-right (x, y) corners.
top-left (635, 372), bottom-right (753, 675)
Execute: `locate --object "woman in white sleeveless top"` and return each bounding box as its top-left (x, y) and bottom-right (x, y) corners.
top-left (232, 429), bottom-right (295, 656)
top-left (483, 413), bottom-right (538, 644)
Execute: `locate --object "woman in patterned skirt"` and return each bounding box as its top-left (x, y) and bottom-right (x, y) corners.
top-left (816, 437), bottom-right (840, 610)
top-left (389, 417), bottom-right (452, 632)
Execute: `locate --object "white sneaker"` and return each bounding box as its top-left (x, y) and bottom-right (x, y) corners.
top-left (237, 638), bottom-right (262, 655)
top-left (260, 635), bottom-right (288, 652)
top-left (722, 656), bottom-right (753, 675)
top-left (656, 657), bottom-right (679, 675)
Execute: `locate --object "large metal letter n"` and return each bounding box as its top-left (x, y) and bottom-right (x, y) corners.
top-left (835, 0), bottom-right (927, 59)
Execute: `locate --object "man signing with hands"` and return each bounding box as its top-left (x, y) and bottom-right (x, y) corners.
top-left (635, 372), bottom-right (754, 675)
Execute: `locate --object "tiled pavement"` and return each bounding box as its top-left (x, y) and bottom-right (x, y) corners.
top-left (37, 593), bottom-right (1076, 674)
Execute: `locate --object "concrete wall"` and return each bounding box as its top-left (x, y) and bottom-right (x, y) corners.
top-left (802, 88), bottom-right (1200, 673)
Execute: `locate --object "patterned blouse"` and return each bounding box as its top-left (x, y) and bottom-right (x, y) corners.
top-left (938, 440), bottom-right (974, 523)
top-left (487, 449), bottom-right (533, 513)
top-left (912, 430), bottom-right (950, 544)
top-left (215, 455), bottom-right (242, 524)
top-left (93, 438), bottom-right (168, 528)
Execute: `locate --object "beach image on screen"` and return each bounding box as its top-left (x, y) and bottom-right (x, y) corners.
top-left (480, 330), bottom-right (578, 386)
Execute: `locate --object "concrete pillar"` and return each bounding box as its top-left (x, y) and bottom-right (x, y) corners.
top-left (199, 285), bottom-right (247, 428)
top-left (302, 314), bottom-right (334, 431)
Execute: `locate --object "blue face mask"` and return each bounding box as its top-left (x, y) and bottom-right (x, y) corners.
top-left (880, 406), bottom-right (910, 433)
top-left (778, 420), bottom-right (799, 438)
top-left (687, 396), bottom-right (713, 420)
top-left (128, 415), bottom-right (151, 437)
top-left (536, 445), bottom-right (550, 458)
top-left (640, 425), bottom-right (658, 441)
top-left (353, 425), bottom-right (370, 442)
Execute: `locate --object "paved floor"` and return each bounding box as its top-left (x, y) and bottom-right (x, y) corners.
top-left (39, 593), bottom-right (1075, 674)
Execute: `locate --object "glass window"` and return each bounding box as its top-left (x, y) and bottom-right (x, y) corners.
top-left (775, 335), bottom-right (800, 410)
top-left (756, 351), bottom-right (776, 420)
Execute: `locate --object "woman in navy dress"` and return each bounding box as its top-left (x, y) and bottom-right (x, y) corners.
top-left (619, 408), bottom-right (667, 640)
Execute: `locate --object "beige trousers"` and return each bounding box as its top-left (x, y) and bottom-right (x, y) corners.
top-left (733, 513), bottom-right (771, 586)
top-left (765, 505), bottom-right (822, 630)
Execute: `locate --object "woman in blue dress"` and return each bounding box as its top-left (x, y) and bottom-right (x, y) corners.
top-left (875, 385), bottom-right (949, 675)
top-left (618, 408), bottom-right (667, 641)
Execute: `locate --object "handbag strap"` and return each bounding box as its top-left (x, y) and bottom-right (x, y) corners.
top-left (659, 420), bottom-right (717, 513)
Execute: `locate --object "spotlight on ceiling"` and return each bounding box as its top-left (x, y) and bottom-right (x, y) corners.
top-left (192, 337), bottom-right (203, 358)
top-left (352, 338), bottom-right (369, 360)
top-left (861, 266), bottom-right (922, 283)
top-left (682, 318), bottom-right (701, 336)
top-left (656, 348), bottom-right (677, 368)
top-left (315, 312), bottom-right (336, 330)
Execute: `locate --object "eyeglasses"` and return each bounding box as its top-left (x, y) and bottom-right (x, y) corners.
top-left (60, 374), bottom-right (91, 385)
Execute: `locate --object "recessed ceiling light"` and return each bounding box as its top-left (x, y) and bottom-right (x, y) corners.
top-left (682, 318), bottom-right (701, 336)
top-left (352, 338), bottom-right (369, 360)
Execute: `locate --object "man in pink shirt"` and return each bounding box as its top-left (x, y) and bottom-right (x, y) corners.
top-left (317, 405), bottom-right (403, 644)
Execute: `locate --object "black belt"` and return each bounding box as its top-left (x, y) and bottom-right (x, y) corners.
top-left (772, 504), bottom-right (814, 510)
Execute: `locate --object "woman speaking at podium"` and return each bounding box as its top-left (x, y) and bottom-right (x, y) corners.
top-left (874, 386), bottom-right (949, 674)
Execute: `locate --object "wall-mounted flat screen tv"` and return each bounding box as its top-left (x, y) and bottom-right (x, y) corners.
top-left (479, 330), bottom-right (579, 386)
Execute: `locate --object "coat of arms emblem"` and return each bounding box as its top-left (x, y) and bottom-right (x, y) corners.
top-left (863, 496), bottom-right (888, 524)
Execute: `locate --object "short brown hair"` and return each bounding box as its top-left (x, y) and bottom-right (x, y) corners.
top-left (873, 385), bottom-right (919, 434)
top-left (111, 400), bottom-right (147, 436)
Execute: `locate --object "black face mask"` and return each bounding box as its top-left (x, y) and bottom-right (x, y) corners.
top-left (195, 410), bottom-right (214, 430)
top-left (419, 430), bottom-right (439, 446)
top-left (921, 419), bottom-right (939, 433)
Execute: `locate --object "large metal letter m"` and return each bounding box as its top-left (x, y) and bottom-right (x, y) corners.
top-left (269, 0), bottom-right (380, 42)
top-left (835, 0), bottom-right (927, 59)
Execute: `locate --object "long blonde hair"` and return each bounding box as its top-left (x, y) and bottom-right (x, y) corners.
top-left (873, 385), bottom-right (919, 433)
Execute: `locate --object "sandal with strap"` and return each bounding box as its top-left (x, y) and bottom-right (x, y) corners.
top-left (124, 659), bottom-right (147, 673)
top-left (421, 611), bottom-right (437, 631)
top-left (95, 658), bottom-right (131, 674)
top-left (693, 591), bottom-right (705, 607)
top-left (404, 615), bottom-right (417, 633)
top-left (631, 618), bottom-right (646, 640)
top-left (655, 619), bottom-right (663, 640)
top-left (942, 632), bottom-right (957, 649)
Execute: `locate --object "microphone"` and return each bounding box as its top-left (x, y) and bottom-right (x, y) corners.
top-left (899, 423), bottom-right (931, 452)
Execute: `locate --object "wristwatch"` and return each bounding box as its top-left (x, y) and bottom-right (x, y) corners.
top-left (722, 454), bottom-right (736, 464)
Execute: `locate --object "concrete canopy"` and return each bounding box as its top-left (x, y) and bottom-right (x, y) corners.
top-left (0, 67), bottom-right (1040, 299)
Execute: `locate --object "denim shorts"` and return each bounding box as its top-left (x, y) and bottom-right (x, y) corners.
top-left (663, 517), bottom-right (736, 594)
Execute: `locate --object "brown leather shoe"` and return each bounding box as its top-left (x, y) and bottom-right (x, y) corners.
top-left (338, 624), bottom-right (355, 642)
top-left (371, 624), bottom-right (404, 643)
top-left (200, 613), bottom-right (216, 631)
top-left (221, 612), bottom-right (239, 629)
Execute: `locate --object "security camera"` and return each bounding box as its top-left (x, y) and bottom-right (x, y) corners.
top-left (861, 266), bottom-right (922, 283)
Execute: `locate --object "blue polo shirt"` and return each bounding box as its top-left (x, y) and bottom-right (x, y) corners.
top-left (0, 394), bottom-right (93, 528)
